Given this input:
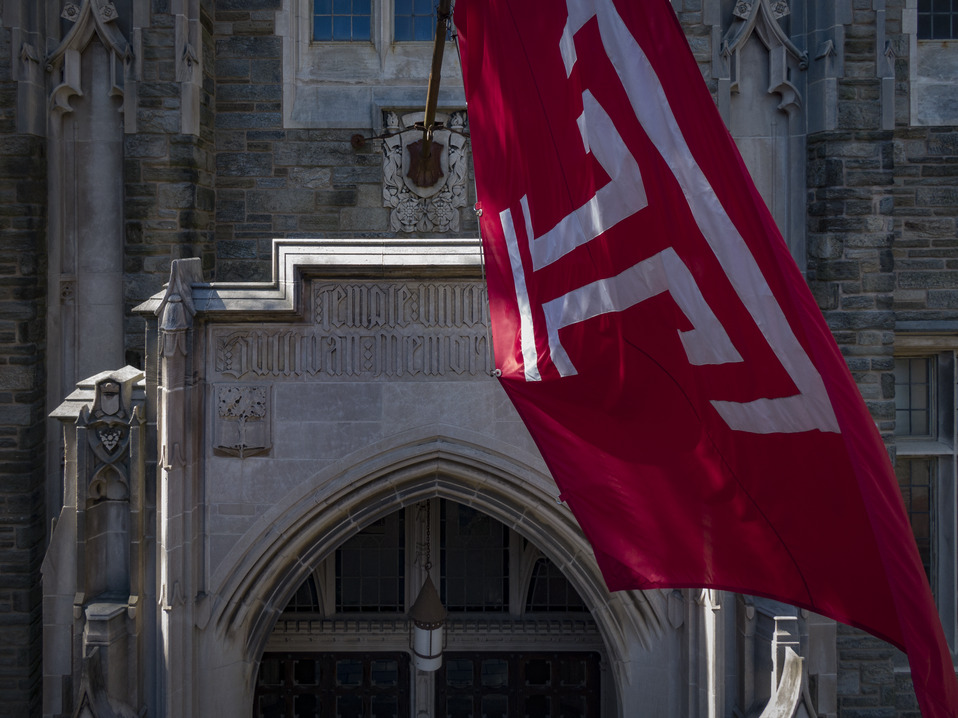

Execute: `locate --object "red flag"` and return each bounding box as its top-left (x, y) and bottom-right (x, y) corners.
top-left (455, 0), bottom-right (958, 714)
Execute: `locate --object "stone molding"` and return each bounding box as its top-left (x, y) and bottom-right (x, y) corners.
top-left (134, 238), bottom-right (485, 320)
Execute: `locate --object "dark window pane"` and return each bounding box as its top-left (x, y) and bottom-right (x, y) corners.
top-left (446, 659), bottom-right (474, 688)
top-left (917, 0), bottom-right (958, 38)
top-left (558, 659), bottom-right (586, 688)
top-left (370, 659), bottom-right (398, 687)
top-left (336, 514), bottom-right (405, 612)
top-left (481, 695), bottom-right (508, 718)
top-left (559, 695), bottom-right (587, 718)
top-left (293, 694), bottom-right (318, 718)
top-left (440, 501), bottom-right (508, 611)
top-left (894, 358), bottom-right (933, 437)
top-left (258, 694), bottom-right (285, 718)
top-left (294, 658), bottom-right (320, 685)
top-left (480, 659), bottom-right (508, 688)
top-left (524, 659), bottom-right (551, 686)
top-left (446, 695), bottom-right (473, 718)
top-left (526, 558), bottom-right (587, 612)
top-left (337, 695), bottom-right (363, 718)
top-left (259, 657), bottom-right (284, 686)
top-left (372, 696), bottom-right (399, 718)
top-left (336, 659), bottom-right (363, 687)
top-left (524, 695), bottom-right (550, 718)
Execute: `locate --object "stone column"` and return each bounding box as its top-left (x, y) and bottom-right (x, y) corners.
top-left (154, 258), bottom-right (204, 717)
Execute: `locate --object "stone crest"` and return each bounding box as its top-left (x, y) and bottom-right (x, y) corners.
top-left (382, 111), bottom-right (469, 233)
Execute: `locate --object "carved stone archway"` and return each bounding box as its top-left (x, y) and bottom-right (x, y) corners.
top-left (201, 430), bottom-right (668, 718)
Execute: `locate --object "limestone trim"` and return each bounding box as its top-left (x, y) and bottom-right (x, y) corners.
top-left (204, 431), bottom-right (667, 703)
top-left (46, 0), bottom-right (134, 122)
top-left (720, 0), bottom-right (807, 116)
top-left (134, 238), bottom-right (484, 320)
top-left (276, 0), bottom-right (465, 129)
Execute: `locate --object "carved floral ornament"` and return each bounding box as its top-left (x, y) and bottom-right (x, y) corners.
top-left (213, 385), bottom-right (271, 458)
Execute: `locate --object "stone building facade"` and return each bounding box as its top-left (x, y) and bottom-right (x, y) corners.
top-left (0, 0), bottom-right (955, 716)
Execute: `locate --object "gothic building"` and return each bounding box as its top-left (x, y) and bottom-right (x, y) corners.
top-left (0, 0), bottom-right (956, 716)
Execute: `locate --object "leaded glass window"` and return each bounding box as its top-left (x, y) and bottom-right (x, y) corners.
top-left (918, 0), bottom-right (958, 39)
top-left (336, 514), bottom-right (405, 612)
top-left (895, 357), bottom-right (933, 437)
top-left (440, 501), bottom-right (508, 611)
top-left (896, 457), bottom-right (935, 580)
top-left (313, 0), bottom-right (372, 41)
top-left (525, 558), bottom-right (587, 613)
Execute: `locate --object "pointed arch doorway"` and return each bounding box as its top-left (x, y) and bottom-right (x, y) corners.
top-left (252, 497), bottom-right (606, 717)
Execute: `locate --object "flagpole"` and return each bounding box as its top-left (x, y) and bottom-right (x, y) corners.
top-left (409, 0), bottom-right (452, 187)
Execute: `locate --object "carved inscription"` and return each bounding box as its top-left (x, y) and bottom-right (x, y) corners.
top-left (212, 282), bottom-right (491, 381)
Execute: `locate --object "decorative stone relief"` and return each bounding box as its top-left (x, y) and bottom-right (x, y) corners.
top-left (212, 281), bottom-right (491, 381)
top-left (155, 258), bottom-right (203, 358)
top-left (213, 385), bottom-right (271, 458)
top-left (81, 378), bottom-right (136, 504)
top-left (382, 111), bottom-right (469, 233)
top-left (721, 0), bottom-right (806, 114)
top-left (47, 0), bottom-right (134, 119)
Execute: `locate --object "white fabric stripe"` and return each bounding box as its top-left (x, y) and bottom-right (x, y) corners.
top-left (541, 248), bottom-right (743, 377)
top-left (501, 206), bottom-right (541, 382)
top-left (569, 0), bottom-right (838, 434)
top-left (525, 90), bottom-right (648, 271)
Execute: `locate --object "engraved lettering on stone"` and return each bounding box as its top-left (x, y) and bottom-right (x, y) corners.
top-left (214, 385), bottom-right (270, 458)
top-left (213, 282), bottom-right (489, 381)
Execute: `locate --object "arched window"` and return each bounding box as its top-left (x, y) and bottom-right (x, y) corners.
top-left (525, 557), bottom-right (587, 613)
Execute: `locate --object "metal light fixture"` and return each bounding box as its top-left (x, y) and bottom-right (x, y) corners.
top-left (409, 502), bottom-right (446, 671)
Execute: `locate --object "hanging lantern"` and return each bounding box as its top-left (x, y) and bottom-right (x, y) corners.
top-left (409, 574), bottom-right (446, 671)
top-left (409, 501), bottom-right (446, 671)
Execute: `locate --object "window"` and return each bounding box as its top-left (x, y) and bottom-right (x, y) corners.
top-left (918, 0), bottom-right (958, 39)
top-left (441, 502), bottom-right (509, 612)
top-left (893, 344), bottom-right (958, 651)
top-left (526, 558), bottom-right (588, 613)
top-left (290, 500), bottom-right (587, 618)
top-left (436, 653), bottom-right (601, 718)
top-left (312, 0), bottom-right (372, 41)
top-left (335, 514), bottom-right (405, 612)
top-left (393, 0), bottom-right (440, 41)
top-left (907, 0), bottom-right (958, 125)
top-left (280, 0), bottom-right (464, 129)
top-left (312, 0), bottom-right (445, 43)
top-left (254, 652), bottom-right (410, 718)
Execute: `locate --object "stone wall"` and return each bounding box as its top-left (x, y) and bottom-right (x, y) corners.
top-left (0, 17), bottom-right (46, 718)
top-left (893, 127), bottom-right (958, 322)
top-left (210, 1), bottom-right (477, 282)
top-left (123, 2), bottom-right (217, 365)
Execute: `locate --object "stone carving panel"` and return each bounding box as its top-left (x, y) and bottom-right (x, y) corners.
top-left (213, 385), bottom-right (271, 458)
top-left (382, 111), bottom-right (469, 233)
top-left (211, 281), bottom-right (490, 381)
